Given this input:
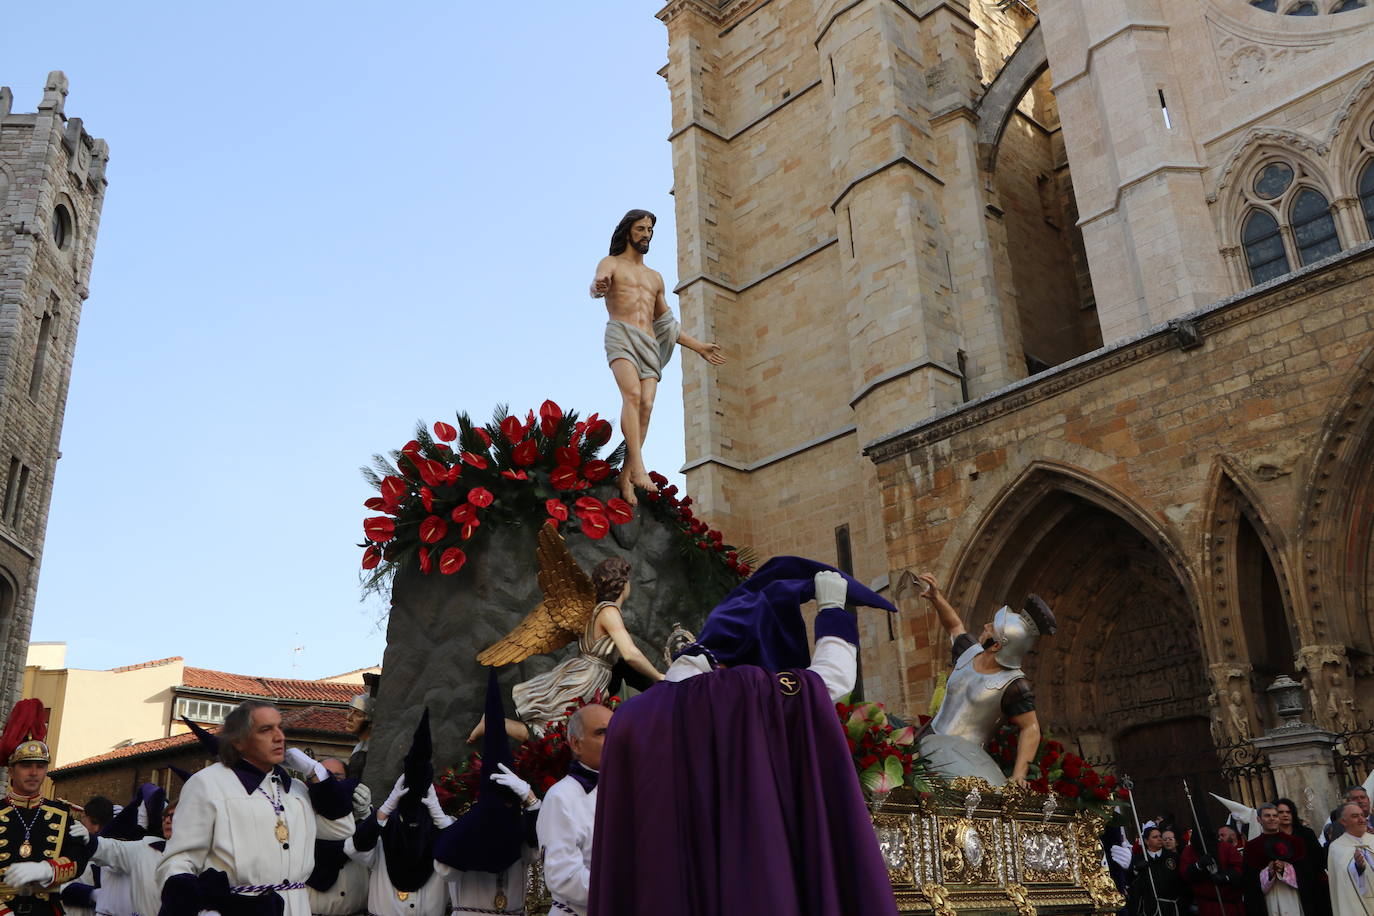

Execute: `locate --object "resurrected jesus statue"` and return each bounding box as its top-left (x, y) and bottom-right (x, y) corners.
top-left (591, 209), bottom-right (724, 504)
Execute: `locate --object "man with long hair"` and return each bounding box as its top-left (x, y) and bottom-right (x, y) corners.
top-left (590, 209), bottom-right (724, 504)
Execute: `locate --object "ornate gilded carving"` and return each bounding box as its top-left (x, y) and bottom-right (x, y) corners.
top-left (1018, 824), bottom-right (1074, 882)
top-left (874, 813), bottom-right (916, 886)
top-left (938, 818), bottom-right (1000, 885)
top-left (917, 882), bottom-right (957, 916)
top-left (1006, 881), bottom-right (1036, 916)
top-left (1074, 813), bottom-right (1126, 914)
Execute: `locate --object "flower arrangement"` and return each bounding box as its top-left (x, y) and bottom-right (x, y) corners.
top-left (358, 401), bottom-right (749, 589)
top-left (984, 725), bottom-right (1128, 817)
top-left (838, 700), bottom-right (930, 795)
top-left (435, 695), bottom-right (621, 812)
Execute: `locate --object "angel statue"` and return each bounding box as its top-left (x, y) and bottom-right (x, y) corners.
top-left (467, 523), bottom-right (665, 743)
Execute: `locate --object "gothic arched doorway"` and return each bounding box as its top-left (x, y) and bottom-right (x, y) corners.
top-left (949, 469), bottom-right (1222, 824)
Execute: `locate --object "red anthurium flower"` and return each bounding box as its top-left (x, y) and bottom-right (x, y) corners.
top-left (420, 487), bottom-right (434, 513)
top-left (364, 517), bottom-right (396, 542)
top-left (582, 460), bottom-right (611, 482)
top-left (738, 564), bottom-right (751, 576)
top-left (433, 443), bottom-right (452, 453)
top-left (468, 487), bottom-right (494, 508)
top-left (546, 499), bottom-right (569, 522)
top-left (550, 465), bottom-right (579, 490)
top-left (461, 523), bottom-right (477, 540)
top-left (569, 423), bottom-right (584, 449)
top-left (361, 546), bottom-right (381, 570)
top-left (500, 415), bottom-right (526, 444)
top-left (512, 440), bottom-right (539, 466)
top-left (402, 440), bottom-right (421, 455)
top-left (418, 547), bottom-right (432, 575)
top-left (445, 464), bottom-right (463, 485)
top-left (419, 515), bottom-right (448, 544)
top-left (500, 469), bottom-right (528, 481)
top-left (574, 496), bottom-right (604, 515)
top-left (473, 427), bottom-right (493, 449)
top-left (364, 497), bottom-right (387, 511)
top-left (606, 498), bottom-right (633, 524)
top-left (555, 446), bottom-right (581, 468)
top-left (580, 512), bottom-right (609, 539)
top-left (381, 476), bottom-right (408, 504)
top-left (418, 460), bottom-right (446, 488)
top-left (461, 451), bottom-right (489, 470)
top-left (433, 421), bottom-right (458, 442)
top-left (451, 504), bottom-right (477, 525)
top-left (539, 399), bottom-right (564, 438)
top-left (439, 547), bottom-right (466, 575)
top-left (586, 418), bottom-right (613, 446)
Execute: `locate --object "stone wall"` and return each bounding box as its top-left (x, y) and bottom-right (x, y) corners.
top-left (0, 74), bottom-right (109, 712)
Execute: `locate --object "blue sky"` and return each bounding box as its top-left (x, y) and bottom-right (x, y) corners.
top-left (5, 2), bottom-right (693, 678)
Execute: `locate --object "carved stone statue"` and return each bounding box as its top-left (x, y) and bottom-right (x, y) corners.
top-left (468, 523), bottom-right (664, 742)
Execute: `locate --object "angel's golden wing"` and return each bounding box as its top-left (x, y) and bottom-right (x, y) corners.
top-left (476, 523), bottom-right (597, 666)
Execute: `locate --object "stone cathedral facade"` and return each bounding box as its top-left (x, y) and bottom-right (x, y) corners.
top-left (659, 0), bottom-right (1374, 807)
top-left (0, 74), bottom-right (108, 710)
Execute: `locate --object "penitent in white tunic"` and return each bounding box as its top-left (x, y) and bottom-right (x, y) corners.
top-left (90, 836), bottom-right (164, 916)
top-left (344, 835), bottom-right (447, 916)
top-left (157, 764), bottom-right (354, 916)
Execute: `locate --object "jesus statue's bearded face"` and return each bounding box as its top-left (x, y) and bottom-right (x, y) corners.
top-left (630, 217), bottom-right (653, 254)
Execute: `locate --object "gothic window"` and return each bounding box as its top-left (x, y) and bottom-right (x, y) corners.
top-left (51, 204), bottom-right (73, 250)
top-left (1236, 157), bottom-right (1344, 286)
top-left (1242, 210), bottom-right (1289, 284)
top-left (1332, 0), bottom-right (1365, 9)
top-left (1249, 0), bottom-right (1367, 11)
top-left (1289, 188), bottom-right (1342, 264)
top-left (1250, 0), bottom-right (1279, 9)
top-left (1359, 159), bottom-right (1374, 237)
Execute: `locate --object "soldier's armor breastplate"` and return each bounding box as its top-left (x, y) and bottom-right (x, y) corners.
top-left (929, 645), bottom-right (1026, 744)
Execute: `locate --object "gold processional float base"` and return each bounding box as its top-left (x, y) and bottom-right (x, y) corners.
top-left (522, 776), bottom-right (1126, 915)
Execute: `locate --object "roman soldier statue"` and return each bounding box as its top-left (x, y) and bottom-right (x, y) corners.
top-left (0, 698), bottom-right (93, 916)
top-left (917, 574), bottom-right (1057, 786)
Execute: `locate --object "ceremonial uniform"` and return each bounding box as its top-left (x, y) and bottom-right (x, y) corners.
top-left (537, 765), bottom-right (597, 916)
top-left (0, 790), bottom-right (90, 916)
top-left (1128, 848), bottom-right (1186, 916)
top-left (157, 762), bottom-right (355, 916)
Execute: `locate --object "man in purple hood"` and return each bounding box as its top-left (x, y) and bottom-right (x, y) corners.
top-left (587, 556), bottom-right (901, 916)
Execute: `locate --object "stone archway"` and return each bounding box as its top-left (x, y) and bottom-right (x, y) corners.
top-left (948, 467), bottom-right (1221, 821)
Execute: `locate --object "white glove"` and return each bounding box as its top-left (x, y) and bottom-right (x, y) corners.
top-left (283, 748), bottom-right (328, 782)
top-left (1109, 842), bottom-right (1132, 869)
top-left (422, 784), bottom-right (452, 828)
top-left (378, 774), bottom-right (407, 820)
top-left (69, 820), bottom-right (89, 842)
top-left (351, 782), bottom-right (372, 820)
top-left (5, 861), bottom-right (54, 890)
top-left (814, 570), bottom-right (848, 610)
top-left (490, 763), bottom-right (532, 803)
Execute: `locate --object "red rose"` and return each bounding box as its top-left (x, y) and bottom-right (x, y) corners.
top-left (546, 499), bottom-right (569, 522)
top-left (418, 547), bottom-right (432, 575)
top-left (364, 517), bottom-right (396, 542)
top-left (419, 515), bottom-right (448, 544)
top-left (445, 464), bottom-right (463, 485)
top-left (1053, 780), bottom-right (1081, 798)
top-left (580, 512), bottom-right (609, 539)
top-left (1061, 756), bottom-right (1083, 779)
top-left (500, 415), bottom-right (526, 444)
top-left (1091, 786), bottom-right (1111, 801)
top-left (859, 754), bottom-right (878, 770)
top-left (680, 496), bottom-right (693, 508)
top-left (555, 446), bottom-right (581, 468)
top-left (361, 546), bottom-right (381, 570)
top-left (606, 498), bottom-right (633, 524)
top-left (473, 427), bottom-right (492, 449)
top-left (461, 451), bottom-right (489, 470)
top-left (738, 564), bottom-right (751, 576)
top-left (512, 440), bottom-right (539, 466)
top-left (439, 547), bottom-right (466, 575)
top-left (433, 421), bottom-right (458, 442)
top-left (550, 466), bottom-right (579, 490)
top-left (574, 496), bottom-right (604, 515)
top-left (500, 469), bottom-right (528, 481)
top-left (468, 487), bottom-right (495, 508)
top-left (539, 399), bottom-right (563, 438)
top-left (420, 487), bottom-right (434, 513)
top-left (582, 460), bottom-right (611, 482)
top-left (364, 497), bottom-right (386, 511)
top-left (1116, 786), bottom-right (1131, 800)
top-left (381, 476), bottom-right (408, 504)
top-left (586, 418), bottom-right (613, 446)
top-left (451, 504), bottom-right (477, 524)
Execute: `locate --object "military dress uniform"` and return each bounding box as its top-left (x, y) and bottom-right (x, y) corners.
top-left (0, 740), bottom-right (92, 916)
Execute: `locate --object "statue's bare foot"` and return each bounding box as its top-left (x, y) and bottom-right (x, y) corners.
top-left (619, 471), bottom-right (638, 505)
top-left (630, 468), bottom-right (654, 492)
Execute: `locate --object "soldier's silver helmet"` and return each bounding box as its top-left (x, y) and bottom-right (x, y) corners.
top-left (990, 595), bottom-right (1056, 669)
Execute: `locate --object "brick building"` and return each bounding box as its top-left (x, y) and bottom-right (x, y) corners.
top-left (659, 0), bottom-right (1374, 811)
top-left (0, 73), bottom-right (108, 712)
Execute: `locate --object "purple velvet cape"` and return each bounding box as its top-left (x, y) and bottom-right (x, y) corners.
top-left (587, 665), bottom-right (898, 916)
